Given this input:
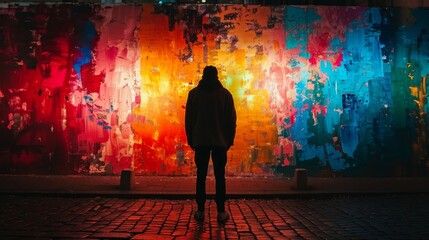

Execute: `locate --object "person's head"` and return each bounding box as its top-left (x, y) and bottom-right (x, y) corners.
top-left (202, 66), bottom-right (218, 81)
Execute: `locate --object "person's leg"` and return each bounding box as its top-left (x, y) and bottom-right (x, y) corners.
top-left (212, 147), bottom-right (228, 213)
top-left (194, 147), bottom-right (210, 212)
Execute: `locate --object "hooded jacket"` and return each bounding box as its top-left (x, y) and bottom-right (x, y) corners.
top-left (185, 76), bottom-right (236, 149)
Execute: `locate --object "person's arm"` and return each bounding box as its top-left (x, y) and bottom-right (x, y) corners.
top-left (185, 91), bottom-right (194, 149)
top-left (225, 92), bottom-right (236, 148)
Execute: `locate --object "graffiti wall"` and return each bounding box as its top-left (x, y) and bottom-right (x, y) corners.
top-left (0, 4), bottom-right (428, 176)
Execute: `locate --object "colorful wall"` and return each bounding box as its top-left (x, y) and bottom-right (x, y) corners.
top-left (0, 4), bottom-right (428, 176)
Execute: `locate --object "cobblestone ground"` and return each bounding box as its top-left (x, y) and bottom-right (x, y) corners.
top-left (0, 195), bottom-right (428, 240)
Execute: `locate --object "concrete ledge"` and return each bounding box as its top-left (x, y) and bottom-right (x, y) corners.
top-left (1, 175), bottom-right (429, 199)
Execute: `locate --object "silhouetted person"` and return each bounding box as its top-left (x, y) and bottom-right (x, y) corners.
top-left (185, 66), bottom-right (236, 222)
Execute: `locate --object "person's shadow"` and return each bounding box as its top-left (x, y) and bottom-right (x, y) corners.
top-left (187, 221), bottom-right (208, 239)
top-left (187, 218), bottom-right (226, 239)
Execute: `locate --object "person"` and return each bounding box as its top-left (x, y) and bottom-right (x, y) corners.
top-left (185, 66), bottom-right (236, 222)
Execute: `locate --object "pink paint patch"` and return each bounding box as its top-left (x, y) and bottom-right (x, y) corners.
top-left (303, 103), bottom-right (310, 110)
top-left (322, 105), bottom-right (328, 116)
top-left (309, 56), bottom-right (317, 65)
top-left (311, 103), bottom-right (326, 116)
top-left (334, 51), bottom-right (343, 67)
top-left (308, 32), bottom-right (332, 65)
top-left (282, 158), bottom-right (290, 166)
top-left (277, 137), bottom-right (295, 157)
top-left (290, 112), bottom-right (296, 125)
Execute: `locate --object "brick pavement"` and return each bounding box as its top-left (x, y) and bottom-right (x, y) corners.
top-left (0, 195), bottom-right (428, 239)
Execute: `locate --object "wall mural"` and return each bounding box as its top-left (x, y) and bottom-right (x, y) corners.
top-left (0, 4), bottom-right (428, 176)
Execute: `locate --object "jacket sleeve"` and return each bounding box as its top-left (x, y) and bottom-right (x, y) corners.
top-left (225, 92), bottom-right (237, 147)
top-left (185, 91), bottom-right (194, 148)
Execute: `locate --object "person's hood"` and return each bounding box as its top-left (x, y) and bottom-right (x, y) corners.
top-left (197, 78), bottom-right (223, 91)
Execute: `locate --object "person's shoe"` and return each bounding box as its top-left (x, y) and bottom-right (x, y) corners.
top-left (194, 211), bottom-right (205, 222)
top-left (217, 212), bottom-right (230, 222)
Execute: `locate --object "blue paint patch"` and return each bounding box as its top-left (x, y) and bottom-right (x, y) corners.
top-left (340, 125), bottom-right (359, 157)
top-left (339, 94), bottom-right (359, 157)
top-left (325, 144), bottom-right (346, 171)
top-left (321, 60), bottom-right (341, 134)
top-left (291, 78), bottom-right (312, 143)
top-left (284, 6), bottom-right (319, 58)
top-left (73, 20), bottom-right (96, 80)
top-left (329, 36), bottom-right (343, 52)
top-left (84, 95), bottom-right (93, 103)
top-left (298, 144), bottom-right (323, 162)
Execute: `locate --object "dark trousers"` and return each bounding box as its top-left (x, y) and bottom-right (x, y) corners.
top-left (194, 147), bottom-right (227, 213)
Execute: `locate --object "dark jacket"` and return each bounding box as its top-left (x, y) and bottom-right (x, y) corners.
top-left (185, 78), bottom-right (236, 149)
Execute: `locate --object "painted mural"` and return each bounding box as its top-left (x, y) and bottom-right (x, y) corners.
top-left (0, 4), bottom-right (428, 176)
